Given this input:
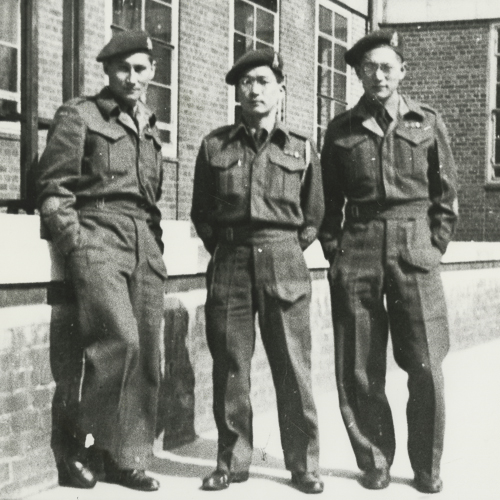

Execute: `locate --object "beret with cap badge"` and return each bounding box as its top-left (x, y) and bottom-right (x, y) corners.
top-left (344, 29), bottom-right (404, 67)
top-left (225, 49), bottom-right (284, 85)
top-left (96, 30), bottom-right (154, 62)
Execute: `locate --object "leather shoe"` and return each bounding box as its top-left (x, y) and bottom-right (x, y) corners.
top-left (201, 469), bottom-right (249, 490)
top-left (414, 471), bottom-right (443, 493)
top-left (291, 472), bottom-right (324, 494)
top-left (106, 468), bottom-right (160, 491)
top-left (360, 467), bottom-right (390, 490)
top-left (57, 456), bottom-right (97, 489)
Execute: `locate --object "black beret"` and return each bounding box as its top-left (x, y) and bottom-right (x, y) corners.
top-left (225, 49), bottom-right (284, 85)
top-left (97, 30), bottom-right (153, 62)
top-left (344, 29), bottom-right (404, 67)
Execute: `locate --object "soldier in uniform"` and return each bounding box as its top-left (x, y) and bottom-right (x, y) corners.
top-left (37, 31), bottom-right (167, 491)
top-left (191, 49), bottom-right (324, 494)
top-left (319, 30), bottom-right (458, 494)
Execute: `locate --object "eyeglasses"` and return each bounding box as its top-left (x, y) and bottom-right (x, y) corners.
top-left (238, 76), bottom-right (275, 90)
top-left (360, 62), bottom-right (400, 77)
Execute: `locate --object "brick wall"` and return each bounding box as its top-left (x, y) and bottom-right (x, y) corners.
top-left (385, 20), bottom-right (494, 242)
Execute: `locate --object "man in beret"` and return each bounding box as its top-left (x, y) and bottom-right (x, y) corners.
top-left (320, 30), bottom-right (458, 493)
top-left (37, 30), bottom-right (166, 491)
top-left (191, 49), bottom-right (324, 494)
top-left (319, 30), bottom-right (458, 494)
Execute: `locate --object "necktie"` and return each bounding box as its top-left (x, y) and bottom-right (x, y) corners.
top-left (375, 108), bottom-right (392, 134)
top-left (253, 129), bottom-right (268, 148)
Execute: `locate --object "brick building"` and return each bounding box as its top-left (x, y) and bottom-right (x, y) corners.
top-left (1, 0), bottom-right (500, 497)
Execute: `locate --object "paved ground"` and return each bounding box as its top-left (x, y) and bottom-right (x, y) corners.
top-left (27, 339), bottom-right (500, 500)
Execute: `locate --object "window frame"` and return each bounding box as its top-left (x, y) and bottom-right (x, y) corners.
top-left (228, 0), bottom-right (280, 125)
top-left (106, 0), bottom-right (179, 160)
top-left (314, 0), bottom-right (353, 151)
top-left (0, 0), bottom-right (21, 137)
top-left (487, 23), bottom-right (500, 185)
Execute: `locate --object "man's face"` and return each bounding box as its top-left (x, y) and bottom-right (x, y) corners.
top-left (356, 46), bottom-right (406, 103)
top-left (105, 52), bottom-right (156, 107)
top-left (237, 65), bottom-right (283, 119)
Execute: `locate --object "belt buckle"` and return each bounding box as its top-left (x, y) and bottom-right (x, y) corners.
top-left (225, 227), bottom-right (234, 242)
top-left (351, 205), bottom-right (359, 218)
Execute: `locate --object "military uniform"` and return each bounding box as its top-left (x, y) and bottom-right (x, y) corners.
top-left (320, 92), bottom-right (458, 481)
top-left (37, 85), bottom-right (167, 471)
top-left (191, 119), bottom-right (324, 477)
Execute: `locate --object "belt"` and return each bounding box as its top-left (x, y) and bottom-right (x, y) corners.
top-left (217, 224), bottom-right (297, 245)
top-left (76, 197), bottom-right (152, 220)
top-left (345, 200), bottom-right (430, 222)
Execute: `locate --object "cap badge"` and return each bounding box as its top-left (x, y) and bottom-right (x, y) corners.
top-left (147, 37), bottom-right (153, 50)
top-left (390, 32), bottom-right (399, 47)
top-left (272, 52), bottom-right (279, 69)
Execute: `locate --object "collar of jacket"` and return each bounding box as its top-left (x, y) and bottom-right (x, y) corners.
top-left (227, 119), bottom-right (290, 148)
top-left (353, 93), bottom-right (426, 137)
top-left (95, 86), bottom-right (157, 128)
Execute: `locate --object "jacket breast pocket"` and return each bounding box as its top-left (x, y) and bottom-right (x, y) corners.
top-left (333, 134), bottom-right (374, 188)
top-left (267, 149), bottom-right (305, 202)
top-left (85, 124), bottom-right (130, 176)
top-left (211, 153), bottom-right (241, 198)
top-left (394, 126), bottom-right (434, 179)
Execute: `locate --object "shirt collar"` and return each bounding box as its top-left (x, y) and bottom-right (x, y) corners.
top-left (228, 119), bottom-right (290, 147)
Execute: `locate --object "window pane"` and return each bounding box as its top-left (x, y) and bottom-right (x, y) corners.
top-left (235, 0), bottom-right (254, 36)
top-left (317, 126), bottom-right (323, 151)
top-left (256, 8), bottom-right (274, 44)
top-left (334, 101), bottom-right (346, 117)
top-left (152, 41), bottom-right (171, 85)
top-left (159, 129), bottom-right (170, 144)
top-left (319, 5), bottom-right (332, 36)
top-left (334, 13), bottom-right (347, 42)
top-left (0, 45), bottom-right (17, 92)
top-left (0, 98), bottom-right (17, 119)
top-left (234, 33), bottom-right (252, 62)
top-left (497, 83), bottom-right (500, 109)
top-left (317, 96), bottom-right (332, 129)
top-left (333, 72), bottom-right (346, 101)
top-left (147, 84), bottom-right (171, 124)
top-left (113, 0), bottom-right (141, 30)
top-left (334, 44), bottom-right (346, 72)
top-left (0, 0), bottom-right (18, 45)
top-left (317, 66), bottom-right (331, 97)
top-left (255, 40), bottom-right (272, 51)
top-left (146, 1), bottom-right (172, 44)
top-left (318, 36), bottom-right (332, 66)
top-left (250, 0), bottom-right (278, 13)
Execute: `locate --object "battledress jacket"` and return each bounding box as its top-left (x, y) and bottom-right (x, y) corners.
top-left (191, 121), bottom-right (325, 254)
top-left (37, 86), bottom-right (164, 255)
top-left (319, 94), bottom-right (458, 259)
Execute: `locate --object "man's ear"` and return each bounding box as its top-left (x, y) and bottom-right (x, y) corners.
top-left (150, 60), bottom-right (157, 79)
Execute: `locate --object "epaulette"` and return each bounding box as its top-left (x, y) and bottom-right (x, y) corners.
top-left (289, 129), bottom-right (309, 142)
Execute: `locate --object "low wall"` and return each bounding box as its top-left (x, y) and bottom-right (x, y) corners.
top-left (1, 215), bottom-right (500, 498)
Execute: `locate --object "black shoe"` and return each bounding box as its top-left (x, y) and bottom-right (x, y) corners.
top-left (360, 467), bottom-right (390, 490)
top-left (291, 472), bottom-right (324, 494)
top-left (414, 471), bottom-right (443, 493)
top-left (106, 468), bottom-right (160, 491)
top-left (57, 456), bottom-right (97, 489)
top-left (201, 469), bottom-right (249, 491)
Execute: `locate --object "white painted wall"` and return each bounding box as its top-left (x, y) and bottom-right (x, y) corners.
top-left (383, 0), bottom-right (500, 24)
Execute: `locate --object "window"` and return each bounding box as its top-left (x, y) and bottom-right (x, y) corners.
top-left (111, 0), bottom-right (178, 158)
top-left (0, 0), bottom-right (20, 123)
top-left (490, 26), bottom-right (500, 180)
top-left (316, 0), bottom-right (351, 150)
top-left (230, 0), bottom-right (280, 123)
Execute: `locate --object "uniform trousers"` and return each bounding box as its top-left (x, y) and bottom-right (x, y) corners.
top-left (205, 230), bottom-right (320, 475)
top-left (329, 216), bottom-right (449, 478)
top-left (51, 209), bottom-right (166, 470)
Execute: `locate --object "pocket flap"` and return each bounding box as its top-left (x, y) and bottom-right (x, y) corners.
top-left (394, 125), bottom-right (434, 146)
top-left (87, 123), bottom-right (127, 142)
top-left (268, 149), bottom-right (305, 172)
top-left (400, 246), bottom-right (442, 272)
top-left (333, 134), bottom-right (368, 150)
top-left (266, 280), bottom-right (310, 303)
